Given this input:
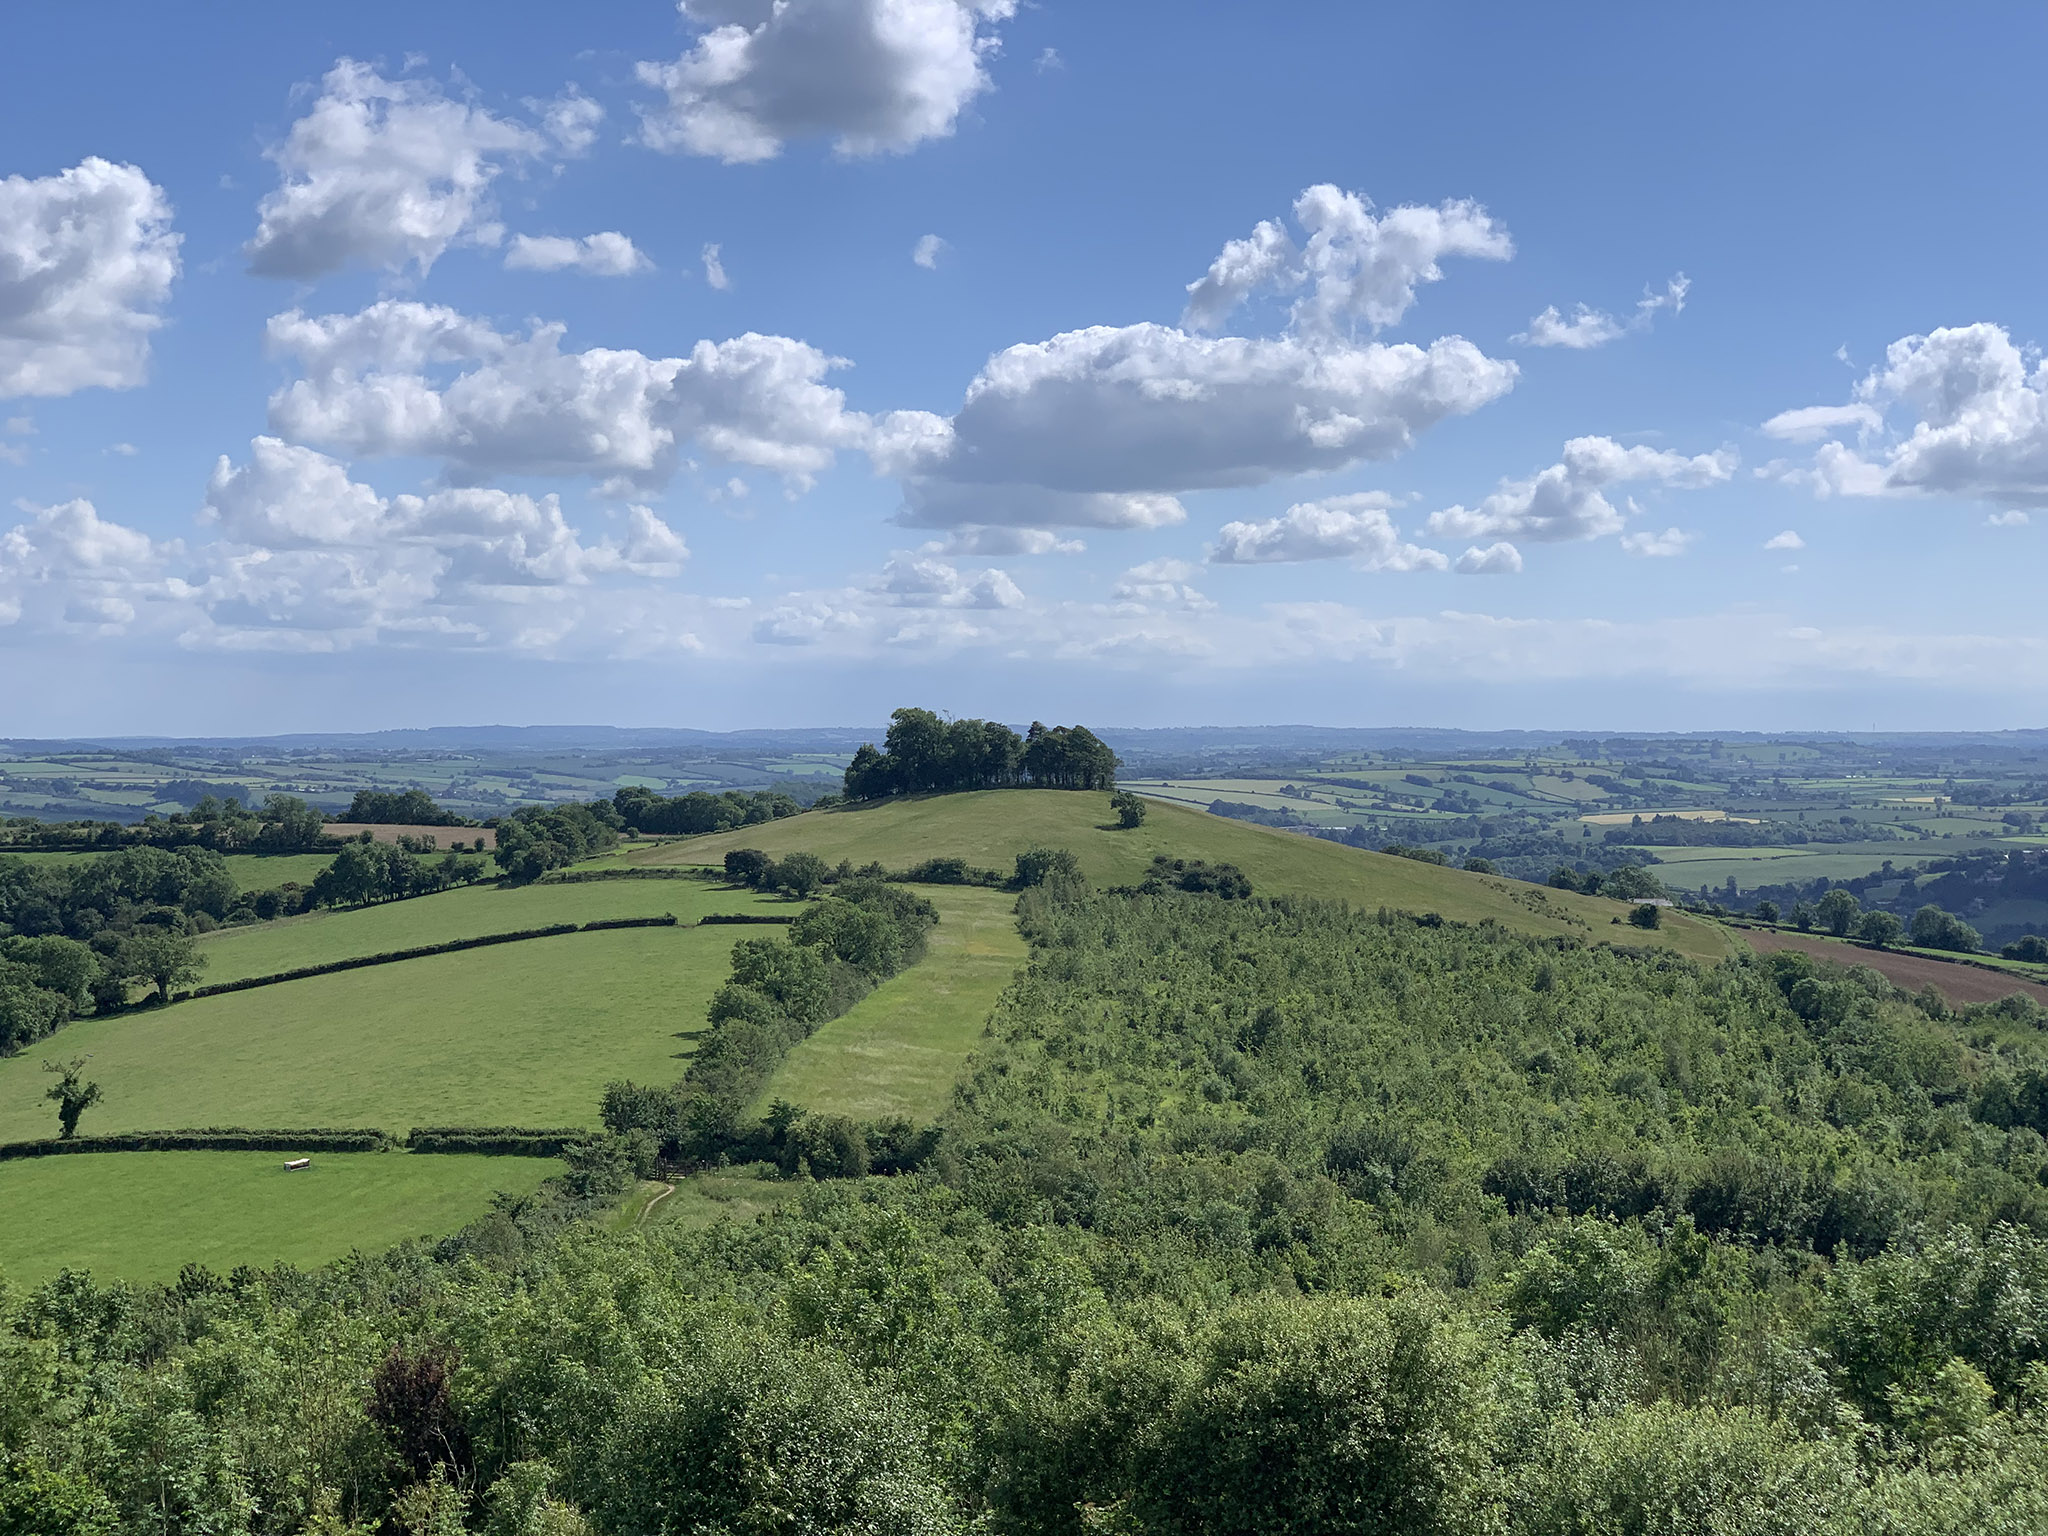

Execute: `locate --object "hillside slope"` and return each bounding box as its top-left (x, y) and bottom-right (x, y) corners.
top-left (624, 790), bottom-right (1731, 962)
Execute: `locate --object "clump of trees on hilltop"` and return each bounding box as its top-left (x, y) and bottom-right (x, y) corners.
top-left (843, 708), bottom-right (1119, 800)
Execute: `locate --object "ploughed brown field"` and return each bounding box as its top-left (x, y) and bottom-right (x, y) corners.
top-left (1746, 929), bottom-right (2048, 1007)
top-left (323, 822), bottom-right (495, 849)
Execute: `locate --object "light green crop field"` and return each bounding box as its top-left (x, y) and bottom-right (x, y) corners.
top-left (754, 886), bottom-right (1027, 1122)
top-left (0, 925), bottom-right (751, 1140)
top-left (622, 790), bottom-right (1732, 963)
top-left (195, 875), bottom-right (786, 984)
top-left (0, 850), bottom-right (335, 887)
top-left (0, 1151), bottom-right (557, 1286)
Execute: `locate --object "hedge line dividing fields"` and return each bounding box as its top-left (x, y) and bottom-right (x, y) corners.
top-left (0, 1124), bottom-right (596, 1160)
top-left (191, 874), bottom-right (791, 986)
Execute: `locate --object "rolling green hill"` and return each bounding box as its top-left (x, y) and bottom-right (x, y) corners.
top-left (622, 790), bottom-right (1732, 963)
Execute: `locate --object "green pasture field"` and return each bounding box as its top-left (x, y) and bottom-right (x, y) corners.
top-left (624, 790), bottom-right (1733, 963)
top-left (194, 873), bottom-right (785, 984)
top-left (754, 886), bottom-right (1028, 1122)
top-left (0, 924), bottom-right (751, 1140)
top-left (1525, 775), bottom-right (1609, 802)
top-left (0, 849), bottom-right (336, 887)
top-left (1645, 846), bottom-right (1937, 891)
top-left (0, 1151), bottom-right (557, 1286)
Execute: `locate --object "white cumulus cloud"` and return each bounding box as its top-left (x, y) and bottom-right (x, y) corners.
top-left (702, 243), bottom-right (731, 289)
top-left (896, 323), bottom-right (1514, 529)
top-left (1516, 274), bottom-right (1688, 350)
top-left (1764, 529), bottom-right (1805, 550)
top-left (1426, 436), bottom-right (1735, 544)
top-left (880, 553), bottom-right (1023, 608)
top-left (1765, 324), bottom-right (2048, 508)
top-left (637, 0), bottom-right (1017, 163)
top-left (1183, 184), bottom-right (1511, 337)
top-left (1454, 542), bottom-right (1522, 575)
top-left (919, 526), bottom-right (1083, 556)
top-left (1619, 526), bottom-right (1694, 557)
top-left (505, 232), bottom-right (652, 275)
top-left (0, 497), bottom-right (177, 631)
top-left (0, 158), bottom-right (180, 399)
top-left (264, 300), bottom-right (876, 490)
top-left (1516, 306), bottom-right (1625, 350)
top-left (894, 184), bottom-right (1516, 530)
top-left (529, 87), bottom-right (605, 155)
top-left (912, 233), bottom-right (946, 269)
top-left (1112, 556), bottom-right (1211, 608)
top-left (1988, 510), bottom-right (2030, 527)
top-left (246, 59), bottom-right (545, 278)
top-left (1210, 492), bottom-right (1444, 570)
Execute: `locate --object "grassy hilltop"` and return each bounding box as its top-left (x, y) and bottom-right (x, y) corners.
top-left (625, 788), bottom-right (1734, 963)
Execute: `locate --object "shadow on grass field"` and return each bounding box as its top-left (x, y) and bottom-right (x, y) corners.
top-left (752, 886), bottom-right (1027, 1122)
top-left (0, 1150), bottom-right (557, 1285)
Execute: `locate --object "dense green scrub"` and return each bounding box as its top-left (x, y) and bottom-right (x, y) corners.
top-left (12, 889), bottom-right (2048, 1533)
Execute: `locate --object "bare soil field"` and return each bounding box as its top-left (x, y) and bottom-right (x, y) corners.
top-left (324, 822), bottom-right (494, 849)
top-left (1745, 929), bottom-right (2048, 1007)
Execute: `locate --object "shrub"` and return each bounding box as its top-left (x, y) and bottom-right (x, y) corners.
top-left (2004, 935), bottom-right (2048, 963)
top-left (1110, 790), bottom-right (1147, 828)
top-left (1628, 903), bottom-right (1662, 929)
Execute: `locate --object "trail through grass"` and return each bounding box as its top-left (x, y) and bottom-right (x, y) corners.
top-left (0, 1151), bottom-right (556, 1285)
top-left (0, 925), bottom-right (749, 1140)
top-left (754, 886), bottom-right (1027, 1121)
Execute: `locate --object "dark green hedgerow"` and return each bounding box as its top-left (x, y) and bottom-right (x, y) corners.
top-left (0, 1126), bottom-right (392, 1158)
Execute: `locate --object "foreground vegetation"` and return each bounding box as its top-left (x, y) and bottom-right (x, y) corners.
top-left (11, 872), bottom-right (2048, 1532)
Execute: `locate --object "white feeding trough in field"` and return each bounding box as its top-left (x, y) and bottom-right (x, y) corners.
top-left (284, 1158), bottom-right (311, 1171)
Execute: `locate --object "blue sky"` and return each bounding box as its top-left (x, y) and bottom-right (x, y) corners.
top-left (4, 1), bottom-right (2046, 736)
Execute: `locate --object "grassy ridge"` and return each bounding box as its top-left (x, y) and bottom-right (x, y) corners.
top-left (0, 1151), bottom-right (557, 1285)
top-left (195, 876), bottom-right (787, 984)
top-left (0, 926), bottom-right (746, 1140)
top-left (628, 791), bottom-right (1733, 963)
top-left (752, 886), bottom-right (1028, 1122)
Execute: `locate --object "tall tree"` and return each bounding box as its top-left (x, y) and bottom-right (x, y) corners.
top-left (42, 1058), bottom-right (102, 1139)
